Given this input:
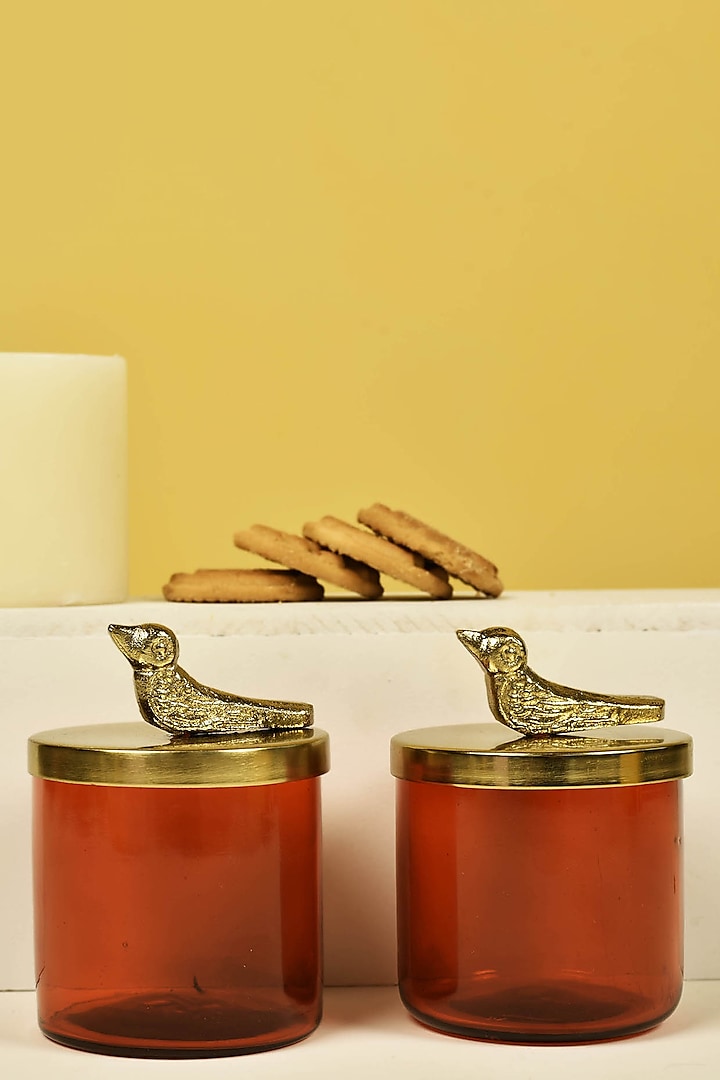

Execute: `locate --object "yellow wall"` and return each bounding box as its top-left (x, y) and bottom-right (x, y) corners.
top-left (2, 2), bottom-right (718, 596)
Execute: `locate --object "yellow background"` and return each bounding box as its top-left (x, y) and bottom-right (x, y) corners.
top-left (2, 2), bottom-right (718, 597)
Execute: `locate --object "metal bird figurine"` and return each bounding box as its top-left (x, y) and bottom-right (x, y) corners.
top-left (457, 626), bottom-right (664, 736)
top-left (109, 623), bottom-right (313, 736)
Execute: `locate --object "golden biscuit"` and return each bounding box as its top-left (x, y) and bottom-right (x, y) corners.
top-left (233, 524), bottom-right (382, 598)
top-left (357, 503), bottom-right (503, 596)
top-left (163, 568), bottom-right (324, 602)
top-left (303, 516), bottom-right (452, 599)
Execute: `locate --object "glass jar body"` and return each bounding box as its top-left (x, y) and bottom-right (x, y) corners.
top-left (396, 778), bottom-right (683, 1043)
top-left (33, 776), bottom-right (322, 1057)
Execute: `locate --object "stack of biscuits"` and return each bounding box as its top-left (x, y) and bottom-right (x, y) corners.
top-left (163, 504), bottom-right (502, 603)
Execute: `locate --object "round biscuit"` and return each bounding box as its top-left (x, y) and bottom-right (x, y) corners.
top-left (233, 524), bottom-right (383, 598)
top-left (357, 503), bottom-right (503, 596)
top-left (163, 568), bottom-right (325, 602)
top-left (303, 516), bottom-right (452, 599)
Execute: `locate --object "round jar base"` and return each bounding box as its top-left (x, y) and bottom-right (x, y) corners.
top-left (39, 988), bottom-right (320, 1058)
top-left (400, 976), bottom-right (682, 1045)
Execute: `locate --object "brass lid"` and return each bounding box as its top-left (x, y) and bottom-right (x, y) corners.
top-left (29, 722), bottom-right (330, 788)
top-left (391, 723), bottom-right (692, 789)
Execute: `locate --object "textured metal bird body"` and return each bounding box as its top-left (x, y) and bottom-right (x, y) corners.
top-left (109, 623), bottom-right (313, 736)
top-left (457, 627), bottom-right (664, 736)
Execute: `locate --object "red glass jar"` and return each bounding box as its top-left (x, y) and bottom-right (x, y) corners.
top-left (29, 722), bottom-right (329, 1058)
top-left (392, 723), bottom-right (692, 1044)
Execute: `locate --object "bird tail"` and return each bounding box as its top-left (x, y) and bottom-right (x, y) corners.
top-left (259, 700), bottom-right (314, 730)
top-left (612, 697), bottom-right (665, 725)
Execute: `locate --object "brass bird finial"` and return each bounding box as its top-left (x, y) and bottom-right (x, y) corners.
top-left (457, 626), bottom-right (664, 736)
top-left (109, 623), bottom-right (313, 736)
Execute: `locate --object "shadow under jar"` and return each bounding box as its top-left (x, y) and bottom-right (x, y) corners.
top-left (392, 723), bottom-right (692, 1044)
top-left (29, 722), bottom-right (329, 1058)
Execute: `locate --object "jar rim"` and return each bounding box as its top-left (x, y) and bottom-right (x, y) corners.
top-left (29, 722), bottom-right (330, 788)
top-left (391, 723), bottom-right (692, 789)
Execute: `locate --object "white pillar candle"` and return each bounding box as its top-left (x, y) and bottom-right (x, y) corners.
top-left (0, 354), bottom-right (128, 606)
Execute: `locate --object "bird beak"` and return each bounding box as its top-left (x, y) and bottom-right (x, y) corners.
top-left (456, 629), bottom-right (488, 665)
top-left (108, 624), bottom-right (135, 659)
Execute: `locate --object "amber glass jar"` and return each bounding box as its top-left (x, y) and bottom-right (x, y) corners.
top-left (29, 722), bottom-right (329, 1058)
top-left (392, 723), bottom-right (692, 1044)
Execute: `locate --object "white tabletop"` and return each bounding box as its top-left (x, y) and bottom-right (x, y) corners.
top-left (2, 984), bottom-right (718, 1079)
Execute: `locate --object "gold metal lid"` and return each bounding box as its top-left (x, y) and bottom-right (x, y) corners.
top-left (391, 723), bottom-right (692, 789)
top-left (29, 722), bottom-right (330, 788)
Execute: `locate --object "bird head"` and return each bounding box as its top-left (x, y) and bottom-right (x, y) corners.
top-left (457, 627), bottom-right (528, 675)
top-left (108, 623), bottom-right (179, 670)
